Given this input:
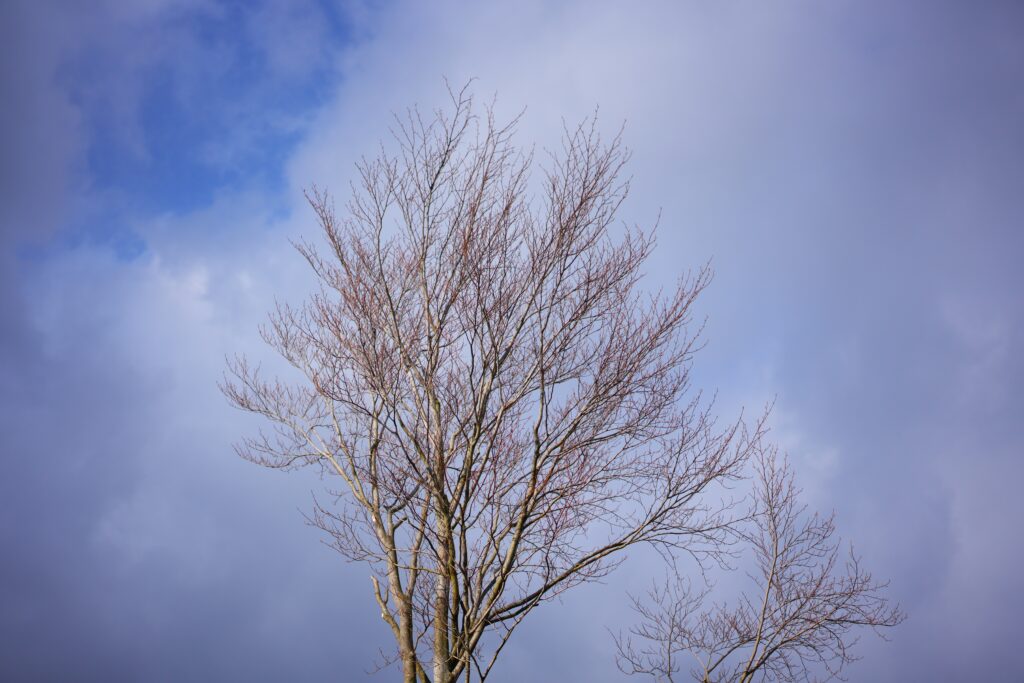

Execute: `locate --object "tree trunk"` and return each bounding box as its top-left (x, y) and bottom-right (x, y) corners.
top-left (400, 601), bottom-right (418, 683)
top-left (432, 517), bottom-right (452, 683)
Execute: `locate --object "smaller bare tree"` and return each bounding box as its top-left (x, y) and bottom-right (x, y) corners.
top-left (614, 444), bottom-right (904, 683)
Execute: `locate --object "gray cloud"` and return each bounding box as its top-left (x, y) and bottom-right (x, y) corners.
top-left (0, 3), bottom-right (83, 247)
top-left (2, 1), bottom-right (1022, 680)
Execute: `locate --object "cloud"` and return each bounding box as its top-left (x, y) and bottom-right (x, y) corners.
top-left (257, 3), bottom-right (1024, 677)
top-left (2, 0), bottom-right (1022, 680)
top-left (0, 3), bottom-right (84, 247)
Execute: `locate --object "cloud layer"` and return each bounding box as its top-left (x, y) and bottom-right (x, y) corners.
top-left (2, 1), bottom-right (1022, 680)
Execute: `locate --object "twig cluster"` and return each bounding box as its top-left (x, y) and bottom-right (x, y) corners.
top-left (614, 445), bottom-right (905, 683)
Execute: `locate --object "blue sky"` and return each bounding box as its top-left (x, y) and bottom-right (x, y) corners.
top-left (2, 1), bottom-right (1022, 680)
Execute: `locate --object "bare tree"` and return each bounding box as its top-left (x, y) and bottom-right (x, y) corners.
top-left (614, 444), bottom-right (904, 683)
top-left (222, 86), bottom-right (760, 682)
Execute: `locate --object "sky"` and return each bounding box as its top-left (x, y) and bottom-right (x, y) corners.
top-left (1, 1), bottom-right (1022, 680)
